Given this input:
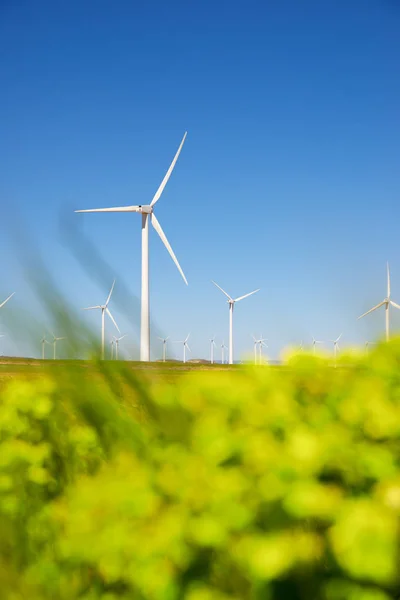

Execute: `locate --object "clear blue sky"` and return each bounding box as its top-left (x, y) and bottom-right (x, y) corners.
top-left (1, 0), bottom-right (399, 360)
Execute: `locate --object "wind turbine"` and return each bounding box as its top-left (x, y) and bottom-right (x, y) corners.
top-left (212, 281), bottom-right (260, 365)
top-left (312, 337), bottom-right (324, 355)
top-left (110, 338), bottom-right (115, 360)
top-left (76, 133), bottom-right (188, 362)
top-left (258, 337), bottom-right (268, 364)
top-left (158, 337), bottom-right (169, 362)
top-left (365, 341), bottom-right (376, 354)
top-left (209, 335), bottom-right (217, 364)
top-left (0, 293), bottom-right (15, 309)
top-left (114, 334), bottom-right (126, 360)
top-left (174, 334), bottom-right (190, 363)
top-left (40, 334), bottom-right (49, 360)
top-left (82, 280), bottom-right (120, 359)
top-left (330, 333), bottom-right (342, 364)
top-left (221, 341), bottom-right (227, 364)
top-left (358, 263), bottom-right (400, 342)
top-left (51, 333), bottom-right (65, 360)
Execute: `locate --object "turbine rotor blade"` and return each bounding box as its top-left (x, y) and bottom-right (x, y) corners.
top-left (75, 206), bottom-right (141, 213)
top-left (0, 292), bottom-right (15, 309)
top-left (150, 132), bottom-right (187, 207)
top-left (234, 288), bottom-right (260, 302)
top-left (82, 306), bottom-right (101, 310)
top-left (390, 300), bottom-right (400, 310)
top-left (106, 308), bottom-right (120, 333)
top-left (358, 300), bottom-right (386, 319)
top-left (211, 280), bottom-right (232, 301)
top-left (105, 280), bottom-right (116, 306)
top-left (186, 343), bottom-right (191, 353)
top-left (150, 213), bottom-right (188, 285)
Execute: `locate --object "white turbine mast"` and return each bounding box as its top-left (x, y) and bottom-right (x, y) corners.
top-left (252, 334), bottom-right (267, 364)
top-left (82, 280), bottom-right (120, 359)
top-left (110, 338), bottom-right (115, 360)
top-left (114, 334), bottom-right (126, 360)
top-left (76, 133), bottom-right (188, 362)
top-left (174, 333), bottom-right (190, 363)
top-left (209, 335), bottom-right (217, 364)
top-left (158, 336), bottom-right (169, 362)
top-left (358, 263), bottom-right (400, 342)
top-left (212, 281), bottom-right (260, 365)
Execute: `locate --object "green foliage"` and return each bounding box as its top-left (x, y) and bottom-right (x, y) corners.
top-left (1, 344), bottom-right (400, 599)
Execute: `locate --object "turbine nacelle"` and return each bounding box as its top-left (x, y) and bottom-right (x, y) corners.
top-left (138, 205), bottom-right (153, 214)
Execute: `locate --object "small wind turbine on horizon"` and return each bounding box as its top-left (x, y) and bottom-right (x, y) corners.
top-left (252, 335), bottom-right (267, 364)
top-left (114, 334), bottom-right (126, 360)
top-left (40, 334), bottom-right (49, 360)
top-left (51, 333), bottom-right (66, 360)
top-left (212, 281), bottom-right (260, 365)
top-left (0, 293), bottom-right (15, 309)
top-left (174, 334), bottom-right (191, 363)
top-left (330, 333), bottom-right (342, 364)
top-left (76, 133), bottom-right (188, 363)
top-left (365, 341), bottom-right (376, 354)
top-left (358, 263), bottom-right (400, 342)
top-left (312, 337), bottom-right (324, 355)
top-left (82, 280), bottom-right (120, 359)
top-left (209, 335), bottom-right (217, 364)
top-left (110, 338), bottom-right (115, 360)
top-left (158, 337), bottom-right (169, 362)
top-left (221, 341), bottom-right (227, 364)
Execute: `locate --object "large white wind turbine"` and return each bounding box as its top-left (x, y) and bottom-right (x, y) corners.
top-left (76, 133), bottom-right (188, 362)
top-left (82, 280), bottom-right (120, 359)
top-left (158, 336), bottom-right (169, 362)
top-left (212, 281), bottom-right (260, 365)
top-left (174, 333), bottom-right (191, 363)
top-left (358, 263), bottom-right (400, 342)
top-left (0, 293), bottom-right (15, 309)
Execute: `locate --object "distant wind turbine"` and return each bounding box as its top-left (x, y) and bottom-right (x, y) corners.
top-left (358, 263), bottom-right (400, 342)
top-left (330, 333), bottom-right (342, 364)
top-left (209, 335), bottom-right (217, 364)
top-left (365, 341), bottom-right (376, 354)
top-left (114, 334), bottom-right (126, 360)
top-left (0, 292), bottom-right (15, 309)
top-left (76, 133), bottom-right (188, 362)
top-left (252, 335), bottom-right (267, 364)
top-left (51, 333), bottom-right (65, 360)
top-left (221, 341), bottom-right (227, 364)
top-left (110, 338), bottom-right (115, 360)
top-left (40, 334), bottom-right (49, 360)
top-left (312, 337), bottom-right (324, 355)
top-left (158, 337), bottom-right (169, 362)
top-left (174, 334), bottom-right (191, 363)
top-left (82, 280), bottom-right (120, 359)
top-left (212, 281), bottom-right (260, 365)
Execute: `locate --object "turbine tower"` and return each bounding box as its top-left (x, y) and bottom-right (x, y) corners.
top-left (175, 334), bottom-right (190, 363)
top-left (158, 337), bottom-right (169, 362)
top-left (40, 334), bottom-right (49, 360)
top-left (212, 281), bottom-right (260, 365)
top-left (110, 338), bottom-right (115, 360)
top-left (209, 335), bottom-right (217, 364)
top-left (82, 280), bottom-right (120, 359)
top-left (76, 133), bottom-right (188, 362)
top-left (358, 263), bottom-right (400, 342)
